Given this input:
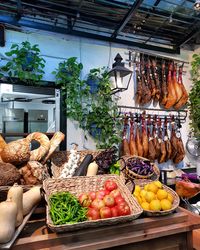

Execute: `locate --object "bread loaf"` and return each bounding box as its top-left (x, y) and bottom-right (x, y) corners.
top-left (1, 138), bottom-right (30, 165)
top-left (0, 162), bottom-right (20, 186)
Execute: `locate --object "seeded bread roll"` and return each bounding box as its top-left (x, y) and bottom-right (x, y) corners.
top-left (1, 138), bottom-right (30, 165)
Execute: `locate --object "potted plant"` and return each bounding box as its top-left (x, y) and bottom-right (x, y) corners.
top-left (189, 53), bottom-right (200, 139)
top-left (0, 41), bottom-right (45, 84)
top-left (86, 68), bottom-right (101, 94)
top-left (53, 57), bottom-right (90, 125)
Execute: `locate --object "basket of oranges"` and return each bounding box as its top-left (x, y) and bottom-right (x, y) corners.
top-left (133, 180), bottom-right (180, 216)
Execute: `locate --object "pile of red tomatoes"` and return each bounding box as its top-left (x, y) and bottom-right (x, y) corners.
top-left (79, 179), bottom-right (131, 220)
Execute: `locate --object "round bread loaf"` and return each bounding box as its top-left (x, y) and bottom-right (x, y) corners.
top-left (1, 138), bottom-right (30, 165)
top-left (0, 162), bottom-right (21, 186)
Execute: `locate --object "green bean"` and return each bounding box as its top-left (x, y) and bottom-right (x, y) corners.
top-left (49, 191), bottom-right (87, 225)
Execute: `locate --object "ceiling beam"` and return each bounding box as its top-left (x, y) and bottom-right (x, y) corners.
top-left (111, 0), bottom-right (144, 38)
top-left (176, 27), bottom-right (200, 47)
top-left (0, 14), bottom-right (179, 54)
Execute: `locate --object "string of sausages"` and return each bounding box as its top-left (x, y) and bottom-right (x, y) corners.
top-left (120, 113), bottom-right (185, 165)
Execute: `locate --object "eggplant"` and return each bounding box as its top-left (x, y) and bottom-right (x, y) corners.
top-left (73, 154), bottom-right (93, 176)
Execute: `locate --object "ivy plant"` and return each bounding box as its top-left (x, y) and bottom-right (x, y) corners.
top-left (53, 57), bottom-right (90, 125)
top-left (189, 53), bottom-right (200, 139)
top-left (53, 60), bottom-right (122, 149)
top-left (0, 41), bottom-right (45, 84)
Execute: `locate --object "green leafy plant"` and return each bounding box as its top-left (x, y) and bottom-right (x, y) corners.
top-left (53, 61), bottom-right (121, 149)
top-left (53, 57), bottom-right (90, 125)
top-left (0, 41), bottom-right (45, 84)
top-left (189, 53), bottom-right (200, 139)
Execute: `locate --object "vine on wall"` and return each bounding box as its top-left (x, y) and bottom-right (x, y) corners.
top-left (53, 58), bottom-right (121, 149)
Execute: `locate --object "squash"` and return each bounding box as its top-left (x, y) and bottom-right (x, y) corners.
top-left (86, 161), bottom-right (98, 176)
top-left (23, 186), bottom-right (41, 216)
top-left (7, 183), bottom-right (23, 227)
top-left (0, 199), bottom-right (17, 243)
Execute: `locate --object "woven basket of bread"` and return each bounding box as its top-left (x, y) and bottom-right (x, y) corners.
top-left (43, 174), bottom-right (143, 233)
top-left (50, 150), bottom-right (102, 178)
top-left (120, 155), bottom-right (160, 181)
top-left (135, 180), bottom-right (180, 217)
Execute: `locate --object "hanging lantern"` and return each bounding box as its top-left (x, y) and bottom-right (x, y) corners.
top-left (194, 0), bottom-right (200, 10)
top-left (108, 53), bottom-right (133, 95)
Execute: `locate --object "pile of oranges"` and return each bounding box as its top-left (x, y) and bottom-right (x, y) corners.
top-left (133, 181), bottom-right (174, 211)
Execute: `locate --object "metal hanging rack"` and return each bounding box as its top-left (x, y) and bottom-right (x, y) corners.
top-left (126, 49), bottom-right (189, 66)
top-left (117, 105), bottom-right (187, 124)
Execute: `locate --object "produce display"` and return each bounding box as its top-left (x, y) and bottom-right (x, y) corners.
top-left (0, 185), bottom-right (41, 244)
top-left (133, 181), bottom-right (175, 212)
top-left (175, 180), bottom-right (200, 199)
top-left (59, 146), bottom-right (80, 178)
top-left (0, 131), bottom-right (65, 185)
top-left (125, 157), bottom-right (154, 177)
top-left (80, 179), bottom-right (131, 220)
top-left (49, 192), bottom-right (88, 225)
top-left (48, 179), bottom-right (131, 226)
top-left (94, 147), bottom-right (118, 175)
top-left (121, 113), bottom-right (185, 165)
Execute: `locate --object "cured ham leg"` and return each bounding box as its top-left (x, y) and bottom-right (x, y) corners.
top-left (141, 114), bottom-right (148, 158)
top-left (173, 63), bottom-right (183, 105)
top-left (147, 115), bottom-right (156, 161)
top-left (135, 118), bottom-right (143, 157)
top-left (129, 114), bottom-right (138, 156)
top-left (135, 63), bottom-right (143, 105)
top-left (121, 115), bottom-right (130, 156)
top-left (152, 116), bottom-right (160, 160)
top-left (163, 117), bottom-right (172, 161)
top-left (140, 59), bottom-right (152, 105)
top-left (170, 117), bottom-right (179, 160)
top-left (160, 61), bottom-right (168, 106)
top-left (158, 119), bottom-right (166, 164)
top-left (174, 66), bottom-right (188, 110)
top-left (152, 60), bottom-right (161, 105)
top-left (165, 63), bottom-right (177, 109)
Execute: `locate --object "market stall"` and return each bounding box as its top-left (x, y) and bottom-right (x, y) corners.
top-left (0, 0), bottom-right (200, 249)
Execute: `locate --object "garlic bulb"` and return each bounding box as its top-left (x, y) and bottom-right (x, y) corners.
top-left (59, 146), bottom-right (80, 178)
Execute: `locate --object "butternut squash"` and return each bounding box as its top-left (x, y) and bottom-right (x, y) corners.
top-left (7, 183), bottom-right (23, 227)
top-left (86, 161), bottom-right (98, 176)
top-left (23, 186), bottom-right (41, 216)
top-left (0, 199), bottom-right (17, 243)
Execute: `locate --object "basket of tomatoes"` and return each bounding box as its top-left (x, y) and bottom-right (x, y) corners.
top-left (43, 175), bottom-right (143, 232)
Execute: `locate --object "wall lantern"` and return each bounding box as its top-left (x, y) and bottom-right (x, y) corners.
top-left (194, 0), bottom-right (200, 10)
top-left (108, 53), bottom-right (133, 95)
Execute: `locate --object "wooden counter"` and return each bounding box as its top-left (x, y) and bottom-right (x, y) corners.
top-left (11, 207), bottom-right (200, 250)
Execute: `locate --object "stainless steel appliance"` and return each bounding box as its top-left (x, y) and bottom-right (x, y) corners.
top-left (3, 108), bottom-right (24, 142)
top-left (28, 110), bottom-right (48, 133)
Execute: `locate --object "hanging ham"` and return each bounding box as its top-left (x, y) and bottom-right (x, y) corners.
top-left (158, 119), bottom-right (167, 164)
top-left (164, 63), bottom-right (177, 109)
top-left (135, 117), bottom-right (143, 157)
top-left (121, 115), bottom-right (130, 156)
top-left (129, 114), bottom-right (138, 156)
top-left (160, 61), bottom-right (168, 106)
top-left (172, 63), bottom-right (183, 105)
top-left (164, 118), bottom-right (172, 161)
top-left (174, 66), bottom-right (188, 110)
top-left (141, 114), bottom-right (149, 158)
top-left (147, 115), bottom-right (156, 161)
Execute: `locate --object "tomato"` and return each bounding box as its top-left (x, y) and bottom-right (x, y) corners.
top-left (117, 202), bottom-right (131, 216)
top-left (79, 193), bottom-right (92, 207)
top-left (110, 206), bottom-right (118, 217)
top-left (91, 199), bottom-right (105, 210)
top-left (87, 207), bottom-right (100, 220)
top-left (104, 180), bottom-right (118, 192)
top-left (88, 191), bottom-right (96, 201)
top-left (115, 196), bottom-right (125, 204)
top-left (110, 189), bottom-right (121, 198)
top-left (105, 189), bottom-right (110, 195)
top-left (100, 206), bottom-right (112, 219)
top-left (96, 190), bottom-right (107, 200)
top-left (103, 195), bottom-right (115, 208)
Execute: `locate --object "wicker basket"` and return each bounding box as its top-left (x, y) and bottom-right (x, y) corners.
top-left (43, 174), bottom-right (143, 232)
top-left (50, 150), bottom-right (102, 178)
top-left (120, 156), bottom-right (160, 181)
top-left (137, 180), bottom-right (180, 217)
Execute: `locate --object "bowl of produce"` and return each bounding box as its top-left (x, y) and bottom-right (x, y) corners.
top-left (121, 156), bottom-right (158, 179)
top-left (133, 180), bottom-right (180, 216)
top-left (43, 174), bottom-right (143, 232)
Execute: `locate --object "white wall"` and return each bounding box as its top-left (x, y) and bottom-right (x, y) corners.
top-left (0, 29), bottom-right (198, 169)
